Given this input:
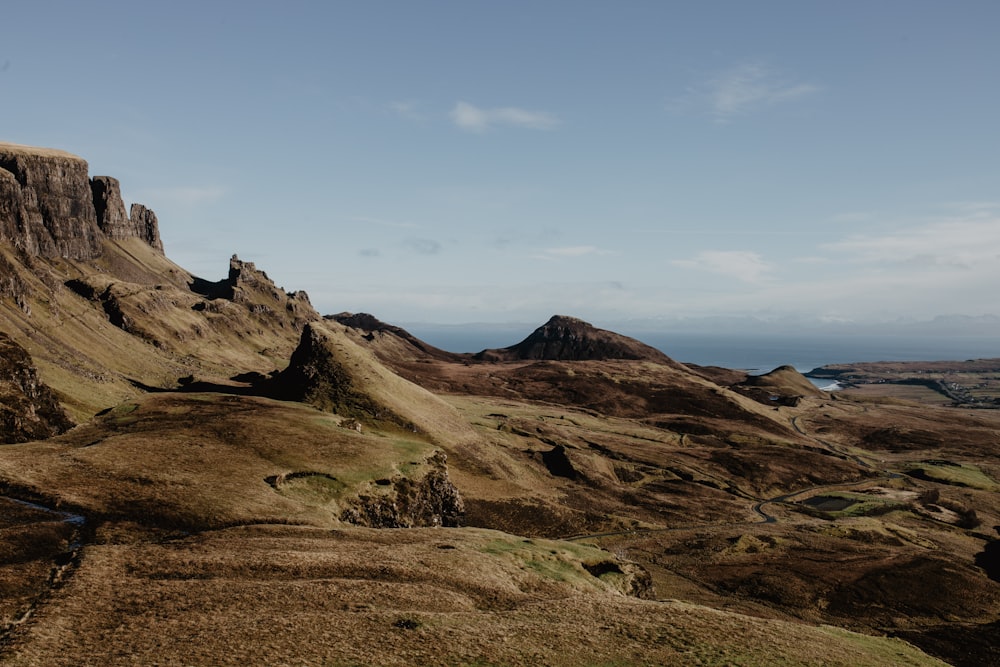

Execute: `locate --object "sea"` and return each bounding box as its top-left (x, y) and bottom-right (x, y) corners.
top-left (403, 326), bottom-right (1000, 392)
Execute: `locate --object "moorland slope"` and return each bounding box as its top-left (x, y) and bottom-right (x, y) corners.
top-left (1, 142), bottom-right (997, 666)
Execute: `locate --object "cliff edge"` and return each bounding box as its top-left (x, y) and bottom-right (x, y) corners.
top-left (0, 141), bottom-right (162, 258)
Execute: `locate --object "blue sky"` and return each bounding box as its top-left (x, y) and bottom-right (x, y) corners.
top-left (4, 1), bottom-right (999, 327)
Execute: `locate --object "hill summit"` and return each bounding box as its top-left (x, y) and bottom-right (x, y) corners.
top-left (474, 315), bottom-right (674, 363)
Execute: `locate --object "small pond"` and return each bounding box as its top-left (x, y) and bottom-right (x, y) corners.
top-left (801, 495), bottom-right (855, 512)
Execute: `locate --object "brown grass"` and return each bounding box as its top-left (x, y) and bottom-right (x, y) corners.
top-left (1, 525), bottom-right (947, 667)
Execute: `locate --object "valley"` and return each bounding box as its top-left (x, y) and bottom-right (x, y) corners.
top-left (0, 142), bottom-right (997, 665)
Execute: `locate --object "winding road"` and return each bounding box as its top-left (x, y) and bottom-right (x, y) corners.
top-left (565, 410), bottom-right (902, 542)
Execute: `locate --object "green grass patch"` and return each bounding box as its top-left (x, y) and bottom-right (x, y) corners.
top-left (278, 474), bottom-right (346, 505)
top-left (107, 402), bottom-right (140, 425)
top-left (904, 460), bottom-right (999, 491)
top-left (478, 537), bottom-right (618, 586)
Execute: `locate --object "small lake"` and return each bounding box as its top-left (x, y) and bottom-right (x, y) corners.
top-left (801, 495), bottom-right (855, 512)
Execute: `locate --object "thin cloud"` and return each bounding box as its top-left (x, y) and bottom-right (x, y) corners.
top-left (450, 101), bottom-right (560, 132)
top-left (403, 237), bottom-right (443, 255)
top-left (826, 214), bottom-right (1000, 268)
top-left (672, 250), bottom-right (773, 282)
top-left (679, 62), bottom-right (820, 122)
top-left (387, 100), bottom-right (425, 121)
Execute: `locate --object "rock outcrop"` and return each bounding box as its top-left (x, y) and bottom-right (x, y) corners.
top-left (475, 315), bottom-right (675, 364)
top-left (0, 143), bottom-right (103, 259)
top-left (0, 142), bottom-right (163, 259)
top-left (129, 203), bottom-right (163, 252)
top-left (208, 255), bottom-right (316, 326)
top-left (340, 451), bottom-right (465, 528)
top-left (91, 176), bottom-right (130, 239)
top-left (91, 176), bottom-right (163, 252)
top-left (266, 323), bottom-right (409, 427)
top-left (0, 333), bottom-right (74, 443)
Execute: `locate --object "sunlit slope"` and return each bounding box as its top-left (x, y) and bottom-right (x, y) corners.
top-left (0, 393), bottom-right (456, 530)
top-left (0, 239), bottom-right (316, 420)
top-left (4, 524), bottom-right (946, 667)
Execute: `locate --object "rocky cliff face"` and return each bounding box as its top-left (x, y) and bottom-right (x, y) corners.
top-left (128, 203), bottom-right (163, 252)
top-left (0, 142), bottom-right (163, 258)
top-left (90, 175), bottom-right (130, 239)
top-left (90, 176), bottom-right (164, 252)
top-left (0, 143), bottom-right (103, 259)
top-left (0, 333), bottom-right (74, 443)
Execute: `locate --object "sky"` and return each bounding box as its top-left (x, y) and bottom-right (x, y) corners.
top-left (3, 1), bottom-right (1000, 329)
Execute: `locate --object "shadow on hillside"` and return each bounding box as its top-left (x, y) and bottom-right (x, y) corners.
top-left (127, 377), bottom-right (261, 397)
top-left (975, 526), bottom-right (1000, 583)
top-left (187, 276), bottom-right (231, 299)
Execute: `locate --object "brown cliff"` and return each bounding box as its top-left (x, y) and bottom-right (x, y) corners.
top-left (91, 176), bottom-right (163, 252)
top-left (0, 332), bottom-right (74, 442)
top-left (129, 203), bottom-right (163, 252)
top-left (0, 142), bottom-right (163, 259)
top-left (0, 142), bottom-right (103, 259)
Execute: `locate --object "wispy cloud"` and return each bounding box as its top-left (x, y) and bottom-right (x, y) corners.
top-left (826, 213), bottom-right (1000, 268)
top-left (678, 62), bottom-right (820, 122)
top-left (450, 101), bottom-right (560, 132)
top-left (387, 100), bottom-right (425, 121)
top-left (672, 250), bottom-right (773, 282)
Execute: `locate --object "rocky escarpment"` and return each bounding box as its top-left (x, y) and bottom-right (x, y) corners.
top-left (62, 253), bottom-right (318, 353)
top-left (0, 333), bottom-right (74, 442)
top-left (192, 255), bottom-right (316, 328)
top-left (0, 142), bottom-right (162, 259)
top-left (475, 315), bottom-right (676, 364)
top-left (91, 176), bottom-right (163, 252)
top-left (0, 144), bottom-right (103, 259)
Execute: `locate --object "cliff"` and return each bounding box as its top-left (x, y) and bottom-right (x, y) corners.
top-left (0, 143), bottom-right (103, 259)
top-left (0, 332), bottom-right (74, 442)
top-left (91, 176), bottom-right (163, 252)
top-left (0, 142), bottom-right (162, 258)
